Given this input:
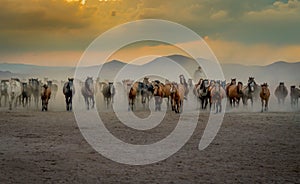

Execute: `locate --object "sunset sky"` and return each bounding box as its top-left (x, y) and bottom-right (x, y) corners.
top-left (0, 0), bottom-right (300, 66)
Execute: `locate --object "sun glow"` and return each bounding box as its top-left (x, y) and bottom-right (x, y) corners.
top-left (66, 0), bottom-right (86, 5)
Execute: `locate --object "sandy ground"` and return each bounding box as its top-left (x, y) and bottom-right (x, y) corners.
top-left (0, 109), bottom-right (299, 183)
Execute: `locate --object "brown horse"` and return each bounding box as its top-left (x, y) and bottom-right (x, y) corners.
top-left (41, 84), bottom-right (51, 111)
top-left (227, 81), bottom-right (243, 107)
top-left (153, 81), bottom-right (172, 111)
top-left (128, 85), bottom-right (138, 111)
top-left (170, 82), bottom-right (185, 113)
top-left (260, 83), bottom-right (270, 112)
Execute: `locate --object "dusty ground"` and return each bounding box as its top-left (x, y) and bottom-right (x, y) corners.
top-left (0, 110), bottom-right (299, 183)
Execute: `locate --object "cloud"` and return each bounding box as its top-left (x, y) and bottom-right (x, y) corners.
top-left (0, 0), bottom-right (299, 66)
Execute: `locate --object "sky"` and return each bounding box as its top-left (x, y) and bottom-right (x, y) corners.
top-left (0, 0), bottom-right (300, 66)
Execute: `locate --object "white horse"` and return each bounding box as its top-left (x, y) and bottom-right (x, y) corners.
top-left (8, 79), bottom-right (22, 110)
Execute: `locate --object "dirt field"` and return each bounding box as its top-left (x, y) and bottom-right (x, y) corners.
top-left (0, 110), bottom-right (299, 183)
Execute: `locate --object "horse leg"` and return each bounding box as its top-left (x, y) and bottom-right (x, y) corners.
top-left (128, 99), bottom-right (131, 111)
top-left (22, 96), bottom-right (24, 107)
top-left (68, 96), bottom-right (72, 111)
top-left (92, 96), bottom-right (95, 109)
top-left (45, 99), bottom-right (48, 111)
top-left (261, 100), bottom-right (264, 112)
top-left (65, 96), bottom-right (69, 111)
top-left (265, 99), bottom-right (268, 111)
top-left (85, 96), bottom-right (89, 110)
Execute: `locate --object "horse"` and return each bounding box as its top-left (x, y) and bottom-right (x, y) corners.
top-left (41, 84), bottom-right (51, 111)
top-left (227, 81), bottom-right (243, 107)
top-left (274, 82), bottom-right (288, 105)
top-left (81, 77), bottom-right (95, 110)
top-left (242, 77), bottom-right (260, 107)
top-left (128, 85), bottom-right (138, 111)
top-left (29, 78), bottom-right (41, 108)
top-left (290, 86), bottom-right (300, 108)
top-left (210, 81), bottom-right (226, 113)
top-left (0, 80), bottom-right (9, 107)
top-left (226, 78), bottom-right (237, 96)
top-left (21, 82), bottom-right (31, 107)
top-left (102, 82), bottom-right (115, 109)
top-left (8, 78), bottom-right (22, 110)
top-left (170, 82), bottom-right (185, 113)
top-left (138, 79), bottom-right (154, 108)
top-left (63, 78), bottom-right (75, 111)
top-left (260, 83), bottom-right (270, 112)
top-left (196, 79), bottom-right (210, 110)
top-left (47, 81), bottom-right (58, 99)
top-left (179, 74), bottom-right (189, 98)
top-left (153, 81), bottom-right (172, 111)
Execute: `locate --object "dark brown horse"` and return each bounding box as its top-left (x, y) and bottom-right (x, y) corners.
top-left (63, 78), bottom-right (75, 111)
top-left (21, 82), bottom-right (31, 107)
top-left (102, 82), bottom-right (115, 109)
top-left (260, 83), bottom-right (270, 112)
top-left (41, 84), bottom-right (51, 111)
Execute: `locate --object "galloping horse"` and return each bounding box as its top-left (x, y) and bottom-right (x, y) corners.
top-left (0, 80), bottom-right (9, 107)
top-left (274, 82), bottom-right (288, 104)
top-left (102, 82), bottom-right (115, 108)
top-left (8, 78), bottom-right (22, 110)
top-left (29, 78), bottom-right (40, 108)
top-left (63, 78), bottom-right (75, 111)
top-left (179, 75), bottom-right (189, 98)
top-left (128, 85), bottom-right (138, 111)
top-left (170, 82), bottom-right (185, 113)
top-left (41, 84), bottom-right (51, 111)
top-left (210, 81), bottom-right (226, 113)
top-left (81, 77), bottom-right (95, 110)
top-left (139, 77), bottom-right (154, 107)
top-left (153, 81), bottom-right (172, 111)
top-left (227, 81), bottom-right (243, 107)
top-left (290, 86), bottom-right (300, 108)
top-left (242, 77), bottom-right (260, 107)
top-left (21, 82), bottom-right (31, 107)
top-left (197, 79), bottom-right (210, 109)
top-left (226, 78), bottom-right (237, 96)
top-left (260, 83), bottom-right (270, 112)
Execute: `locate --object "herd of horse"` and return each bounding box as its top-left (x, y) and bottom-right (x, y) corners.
top-left (0, 76), bottom-right (299, 113)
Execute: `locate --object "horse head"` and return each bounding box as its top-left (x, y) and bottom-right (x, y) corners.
top-left (261, 83), bottom-right (269, 95)
top-left (153, 84), bottom-right (162, 96)
top-left (237, 81), bottom-right (243, 93)
top-left (179, 75), bottom-right (186, 85)
top-left (231, 78), bottom-right (236, 85)
top-left (170, 82), bottom-right (178, 93)
top-left (202, 79), bottom-right (209, 89)
top-left (85, 77), bottom-right (94, 91)
top-left (248, 80), bottom-right (255, 92)
top-left (109, 82), bottom-right (115, 95)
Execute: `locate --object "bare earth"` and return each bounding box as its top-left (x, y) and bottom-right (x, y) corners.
top-left (0, 110), bottom-right (299, 183)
